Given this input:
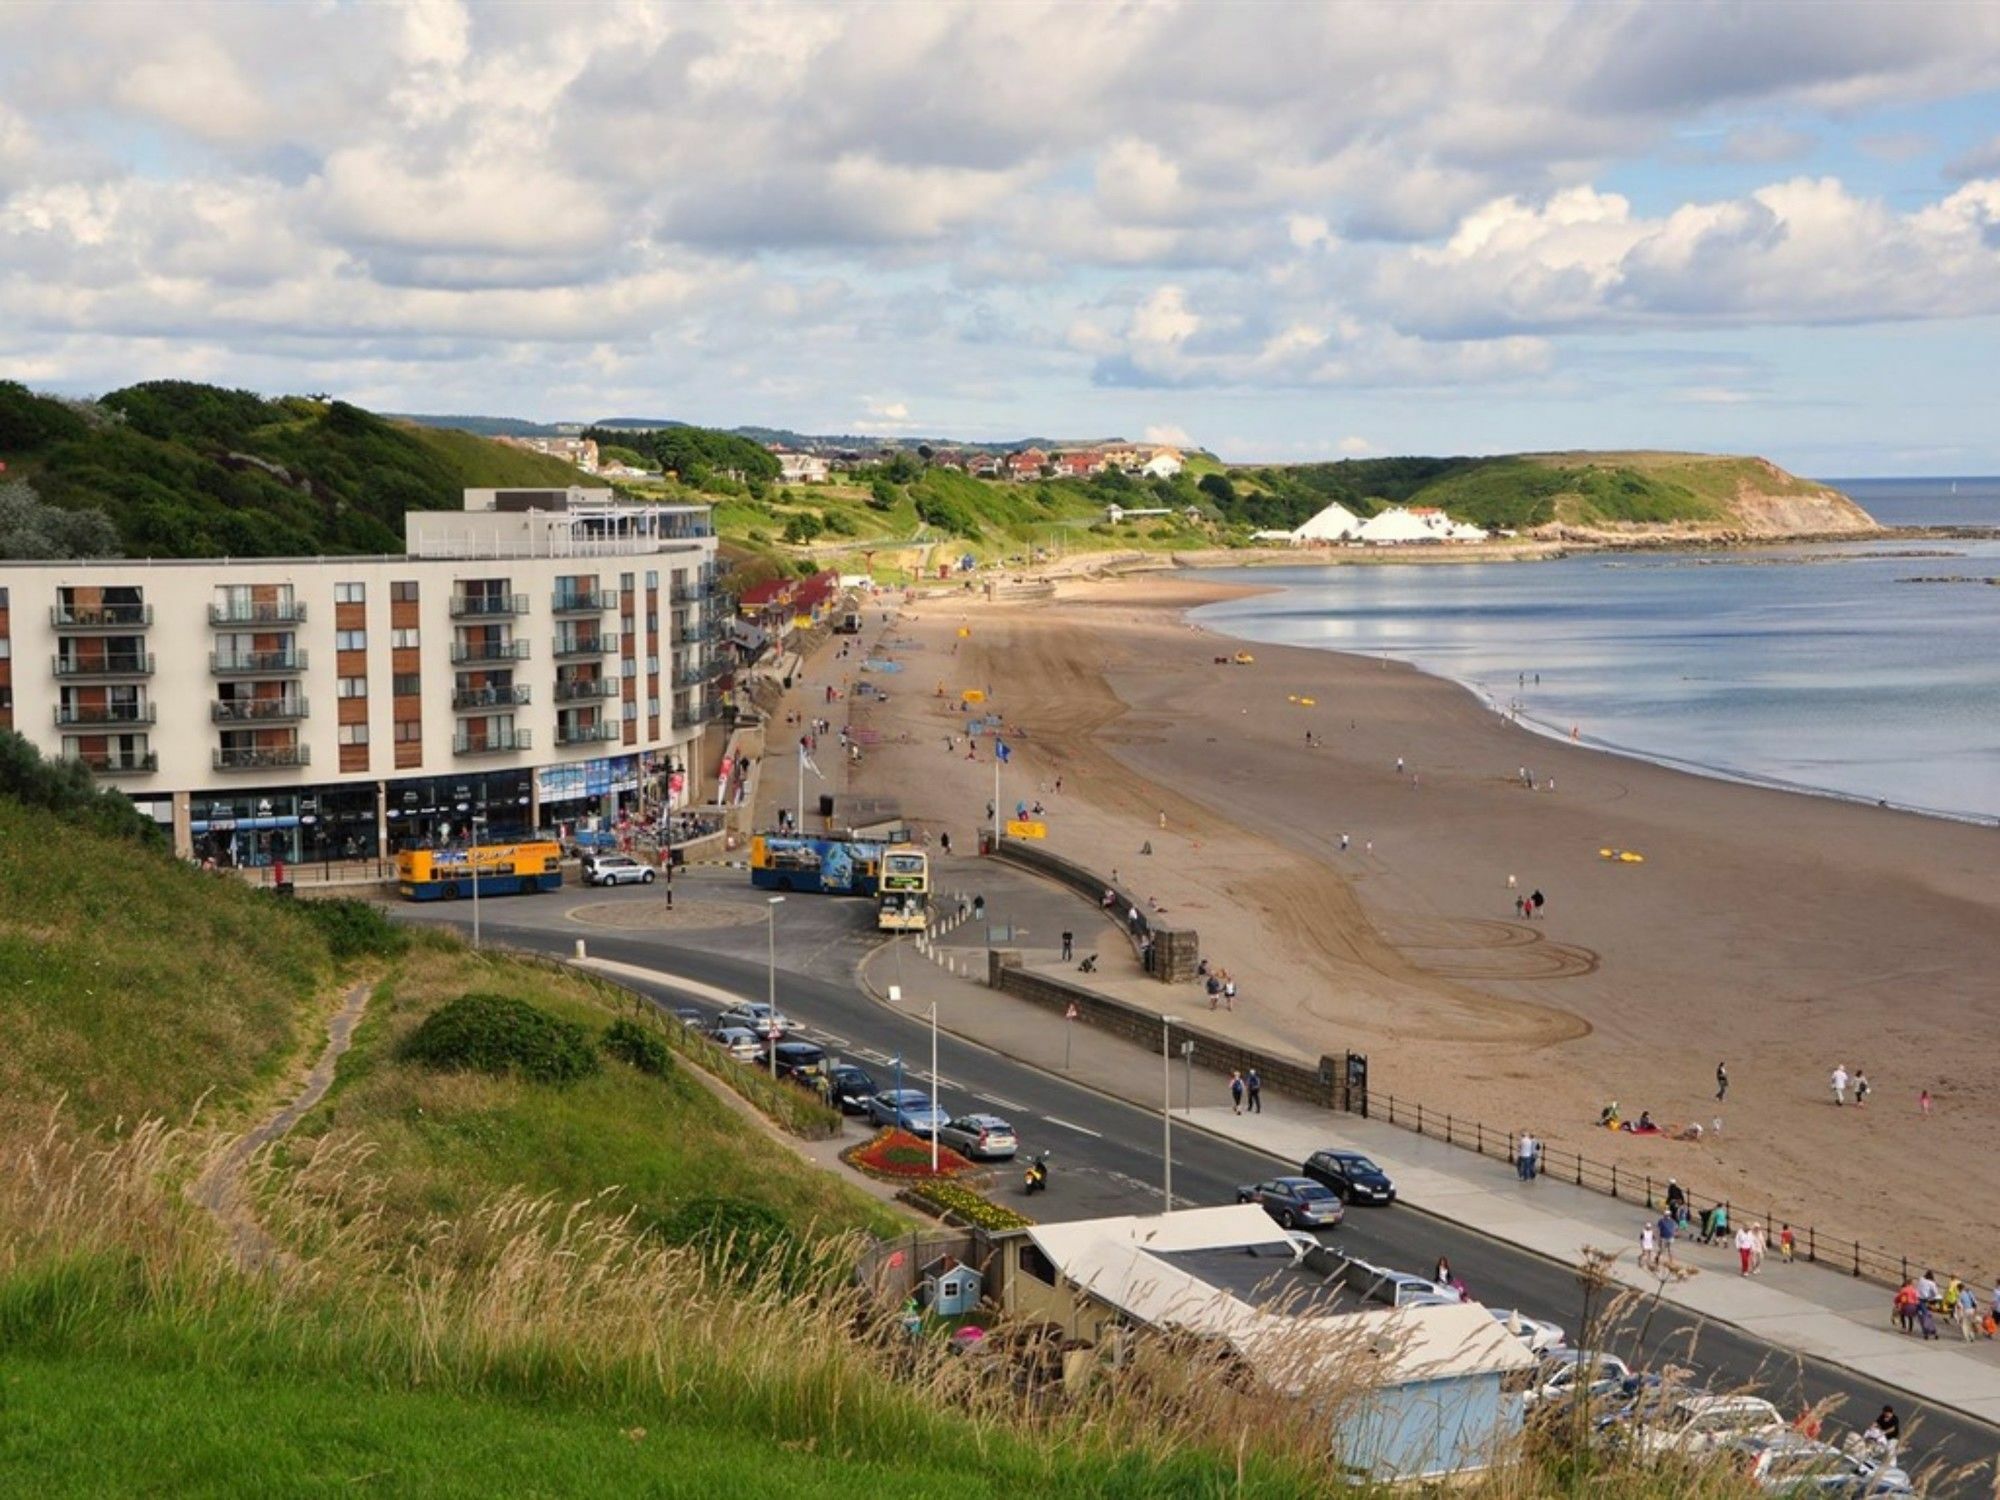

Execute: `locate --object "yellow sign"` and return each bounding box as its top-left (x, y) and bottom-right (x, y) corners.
top-left (961, 688), bottom-right (986, 703)
top-left (1005, 820), bottom-right (1047, 839)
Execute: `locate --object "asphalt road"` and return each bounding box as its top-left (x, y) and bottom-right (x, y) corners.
top-left (399, 880), bottom-right (1996, 1491)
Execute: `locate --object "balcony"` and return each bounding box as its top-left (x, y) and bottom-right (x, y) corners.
top-left (552, 633), bottom-right (618, 658)
top-left (70, 750), bottom-right (158, 776)
top-left (669, 582), bottom-right (715, 605)
top-left (453, 730), bottom-right (532, 755)
top-left (672, 624), bottom-right (715, 646)
top-left (552, 589), bottom-right (615, 613)
top-left (552, 676), bottom-right (618, 702)
top-left (555, 722), bottom-right (620, 746)
top-left (449, 640), bottom-right (530, 666)
top-left (55, 703), bottom-right (156, 729)
top-left (209, 600), bottom-right (306, 626)
top-left (211, 697), bottom-right (309, 723)
top-left (52, 603), bottom-right (152, 630)
top-left (449, 593), bottom-right (529, 618)
top-left (451, 684), bottom-right (531, 712)
top-left (211, 649), bottom-right (307, 675)
top-left (213, 745), bottom-right (311, 771)
top-left (673, 658), bottom-right (724, 689)
top-left (53, 653), bottom-right (155, 679)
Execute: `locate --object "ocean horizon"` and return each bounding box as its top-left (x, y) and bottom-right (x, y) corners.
top-left (1194, 477), bottom-right (2000, 823)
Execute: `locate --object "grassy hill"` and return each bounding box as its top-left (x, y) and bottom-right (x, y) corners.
top-left (0, 380), bottom-right (589, 557)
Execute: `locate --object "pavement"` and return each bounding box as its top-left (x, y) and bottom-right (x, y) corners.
top-left (876, 859), bottom-right (2000, 1432)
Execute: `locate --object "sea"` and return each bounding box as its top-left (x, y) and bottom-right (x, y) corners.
top-left (1193, 477), bottom-right (2000, 823)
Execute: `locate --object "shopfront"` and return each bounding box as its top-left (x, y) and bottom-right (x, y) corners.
top-left (383, 770), bottom-right (535, 850)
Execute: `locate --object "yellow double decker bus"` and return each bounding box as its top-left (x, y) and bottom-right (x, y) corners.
top-left (876, 846), bottom-right (930, 932)
top-left (397, 841), bottom-right (564, 901)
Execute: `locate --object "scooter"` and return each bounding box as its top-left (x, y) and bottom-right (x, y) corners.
top-left (1024, 1153), bottom-right (1050, 1195)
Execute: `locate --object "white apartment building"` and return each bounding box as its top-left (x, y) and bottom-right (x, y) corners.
top-left (0, 488), bottom-right (724, 866)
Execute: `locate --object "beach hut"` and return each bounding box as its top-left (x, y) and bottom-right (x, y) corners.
top-left (1290, 500), bottom-right (1363, 543)
top-left (920, 1255), bottom-right (984, 1315)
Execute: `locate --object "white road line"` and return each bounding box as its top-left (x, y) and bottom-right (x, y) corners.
top-left (815, 1032), bottom-right (849, 1047)
top-left (1043, 1116), bottom-right (1103, 1138)
top-left (979, 1095), bottom-right (1029, 1112)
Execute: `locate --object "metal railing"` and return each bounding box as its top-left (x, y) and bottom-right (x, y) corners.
top-left (449, 640), bottom-right (530, 665)
top-left (56, 703), bottom-right (156, 727)
top-left (450, 685), bottom-right (531, 711)
top-left (52, 603), bottom-right (152, 629)
top-left (208, 601), bottom-right (306, 625)
top-left (552, 677), bottom-right (617, 702)
top-left (1360, 1090), bottom-right (1917, 1288)
top-left (70, 751), bottom-right (157, 775)
top-left (452, 730), bottom-right (532, 754)
top-left (551, 589), bottom-right (616, 613)
top-left (448, 593), bottom-right (529, 618)
top-left (213, 745), bottom-right (311, 771)
top-left (211, 649), bottom-right (307, 674)
top-left (555, 722), bottom-right (620, 745)
top-left (673, 657), bottom-right (723, 688)
top-left (53, 653), bottom-right (155, 677)
top-left (211, 697), bottom-right (309, 722)
top-left (552, 633), bottom-right (618, 657)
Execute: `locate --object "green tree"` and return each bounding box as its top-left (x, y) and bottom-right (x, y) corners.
top-left (0, 479), bottom-right (121, 559)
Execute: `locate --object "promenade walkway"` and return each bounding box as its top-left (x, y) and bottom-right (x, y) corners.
top-left (865, 857), bottom-right (2000, 1430)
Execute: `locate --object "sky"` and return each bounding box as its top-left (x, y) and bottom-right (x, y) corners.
top-left (3, 1), bottom-right (2000, 475)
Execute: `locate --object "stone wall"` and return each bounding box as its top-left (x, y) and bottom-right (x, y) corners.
top-left (993, 838), bottom-right (1195, 982)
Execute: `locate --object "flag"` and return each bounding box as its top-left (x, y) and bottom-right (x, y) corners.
top-left (995, 740), bottom-right (1011, 764)
top-left (798, 740), bottom-right (824, 780)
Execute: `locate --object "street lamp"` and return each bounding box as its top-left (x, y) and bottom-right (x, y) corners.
top-left (928, 1000), bottom-right (940, 1175)
top-left (765, 895), bottom-right (785, 1078)
top-left (1161, 1014), bottom-right (1181, 1212)
top-left (470, 813), bottom-right (487, 950)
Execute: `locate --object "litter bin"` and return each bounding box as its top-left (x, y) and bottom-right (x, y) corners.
top-left (979, 832), bottom-right (995, 855)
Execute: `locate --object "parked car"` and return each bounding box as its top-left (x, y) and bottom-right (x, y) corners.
top-left (1522, 1350), bottom-right (1633, 1410)
top-left (671, 1007), bottom-right (705, 1030)
top-left (1234, 1176), bottom-right (1345, 1230)
top-left (709, 1025), bottom-right (762, 1063)
top-left (1721, 1432), bottom-right (1912, 1495)
top-left (582, 852), bottom-right (655, 887)
top-left (1626, 1395), bottom-right (1786, 1461)
top-left (823, 1064), bottom-right (879, 1114)
top-left (936, 1114), bottom-right (1018, 1160)
top-left (1302, 1148), bottom-right (1397, 1205)
top-left (769, 1040), bottom-right (826, 1082)
top-left (1329, 1256), bottom-right (1454, 1307)
top-left (719, 1002), bottom-right (793, 1037)
top-left (1490, 1307), bottom-right (1567, 1354)
top-left (866, 1088), bottom-right (949, 1136)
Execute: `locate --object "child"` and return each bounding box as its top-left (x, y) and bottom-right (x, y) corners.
top-left (1779, 1224), bottom-right (1795, 1265)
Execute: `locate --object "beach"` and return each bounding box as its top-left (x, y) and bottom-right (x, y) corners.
top-left (850, 573), bottom-right (2000, 1275)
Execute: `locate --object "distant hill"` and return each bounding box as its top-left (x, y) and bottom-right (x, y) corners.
top-left (0, 381), bottom-right (590, 558)
top-left (1222, 450), bottom-right (1877, 537)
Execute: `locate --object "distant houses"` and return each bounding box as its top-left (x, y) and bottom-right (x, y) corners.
top-left (772, 450), bottom-right (831, 485)
top-left (494, 434), bottom-right (600, 473)
top-left (759, 437), bottom-right (1192, 485)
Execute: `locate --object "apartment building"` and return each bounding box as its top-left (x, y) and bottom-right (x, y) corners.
top-left (0, 488), bottom-right (725, 866)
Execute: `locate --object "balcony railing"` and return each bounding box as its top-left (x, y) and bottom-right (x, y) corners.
top-left (449, 593), bottom-right (529, 618)
top-left (672, 624), bottom-right (716, 646)
top-left (55, 703), bottom-right (156, 728)
top-left (555, 722), bottom-right (620, 746)
top-left (551, 589), bottom-right (615, 613)
top-left (553, 633), bottom-right (618, 658)
top-left (213, 745), bottom-right (311, 771)
top-left (552, 677), bottom-right (618, 702)
top-left (208, 600), bottom-right (306, 626)
top-left (211, 697), bottom-right (309, 723)
top-left (53, 653), bottom-right (155, 678)
top-left (669, 582), bottom-right (716, 604)
top-left (211, 650), bottom-right (307, 675)
top-left (673, 658), bottom-right (724, 688)
top-left (451, 684), bottom-right (532, 711)
top-left (70, 751), bottom-right (158, 775)
top-left (449, 640), bottom-right (530, 666)
top-left (453, 730), bottom-right (532, 755)
top-left (52, 603), bottom-right (152, 630)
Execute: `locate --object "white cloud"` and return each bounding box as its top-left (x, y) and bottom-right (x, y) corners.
top-left (1337, 435), bottom-right (1373, 454)
top-left (1144, 423), bottom-right (1192, 446)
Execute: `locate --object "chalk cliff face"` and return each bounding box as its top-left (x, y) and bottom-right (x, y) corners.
top-left (1722, 467), bottom-right (1879, 537)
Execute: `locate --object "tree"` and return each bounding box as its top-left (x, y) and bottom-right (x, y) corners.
top-left (781, 512), bottom-right (825, 544)
top-left (0, 479), bottom-right (121, 559)
top-left (1198, 472), bottom-right (1238, 505)
top-left (867, 477), bottom-right (898, 512)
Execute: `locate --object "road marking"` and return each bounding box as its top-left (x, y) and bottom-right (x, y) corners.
top-left (1043, 1116), bottom-right (1103, 1138)
top-left (814, 1031), bottom-right (849, 1047)
top-left (979, 1094), bottom-right (1029, 1112)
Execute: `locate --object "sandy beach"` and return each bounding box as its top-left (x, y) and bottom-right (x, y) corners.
top-left (842, 572), bottom-right (2000, 1275)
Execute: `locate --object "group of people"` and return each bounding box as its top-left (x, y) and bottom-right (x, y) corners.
top-left (1198, 958), bottom-right (1238, 1011)
top-left (1893, 1271), bottom-right (1996, 1342)
top-left (1228, 1068), bottom-right (1263, 1114)
top-left (1636, 1180), bottom-right (1797, 1276)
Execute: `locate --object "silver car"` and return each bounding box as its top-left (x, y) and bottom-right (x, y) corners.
top-left (936, 1114), bottom-right (1018, 1160)
top-left (584, 853), bottom-right (656, 887)
top-left (709, 1025), bottom-right (762, 1063)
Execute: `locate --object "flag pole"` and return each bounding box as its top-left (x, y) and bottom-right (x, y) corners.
top-left (797, 739), bottom-right (806, 833)
top-left (992, 745), bottom-right (1000, 850)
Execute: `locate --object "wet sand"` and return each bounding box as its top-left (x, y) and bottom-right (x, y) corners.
top-left (847, 574), bottom-right (2000, 1274)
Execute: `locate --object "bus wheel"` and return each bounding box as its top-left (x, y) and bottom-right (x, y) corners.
top-left (442, 884), bottom-right (460, 900)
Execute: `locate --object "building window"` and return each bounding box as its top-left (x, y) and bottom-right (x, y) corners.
top-left (0, 639), bottom-right (9, 660)
top-left (646, 570), bottom-right (658, 590)
top-left (646, 614), bottom-right (658, 635)
top-left (620, 572), bottom-right (635, 591)
top-left (392, 628), bottom-right (421, 648)
top-left (647, 697), bottom-right (660, 717)
top-left (0, 587), bottom-right (8, 607)
top-left (1019, 1244), bottom-right (1058, 1287)
top-left (335, 583), bottom-right (366, 604)
top-left (623, 701), bottom-right (638, 720)
top-left (646, 656), bottom-right (659, 674)
top-left (336, 629), bottom-right (367, 650)
top-left (394, 721), bottom-right (422, 743)
top-left (338, 724), bottom-right (369, 745)
top-left (391, 581), bottom-right (419, 602)
top-left (393, 673), bottom-right (421, 696)
top-left (336, 676), bottom-right (368, 698)
top-left (622, 659), bottom-right (638, 678)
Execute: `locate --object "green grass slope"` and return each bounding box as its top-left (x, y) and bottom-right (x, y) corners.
top-left (0, 380), bottom-right (587, 557)
top-left (0, 798), bottom-right (333, 1125)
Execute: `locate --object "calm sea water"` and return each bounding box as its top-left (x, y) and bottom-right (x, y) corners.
top-left (1195, 479), bottom-right (2000, 822)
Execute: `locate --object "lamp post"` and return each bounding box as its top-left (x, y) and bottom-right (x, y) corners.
top-left (470, 813), bottom-right (487, 950)
top-left (1161, 1014), bottom-right (1181, 1211)
top-left (765, 895), bottom-right (785, 1078)
top-left (928, 1000), bottom-right (940, 1175)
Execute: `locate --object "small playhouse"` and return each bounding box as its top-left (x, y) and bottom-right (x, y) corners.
top-left (920, 1254), bottom-right (984, 1316)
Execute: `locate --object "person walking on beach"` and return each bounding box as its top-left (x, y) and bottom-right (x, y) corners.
top-left (1395, 756), bottom-right (1404, 775)
top-left (1246, 1068), bottom-right (1262, 1113)
top-left (1779, 1223), bottom-right (1795, 1264)
top-left (1530, 889), bottom-right (1545, 918)
top-left (1639, 1220), bottom-right (1657, 1272)
top-left (1831, 1064), bottom-right (1849, 1106)
top-left (1920, 1088), bottom-right (1934, 1117)
top-left (1736, 1224), bottom-right (1757, 1276)
top-left (1340, 832), bottom-right (1350, 852)
top-left (1716, 1061), bottom-right (1729, 1102)
top-left (1229, 1071), bottom-right (1245, 1115)
top-left (1507, 873), bottom-right (1517, 890)
top-left (1855, 1069), bottom-right (1871, 1108)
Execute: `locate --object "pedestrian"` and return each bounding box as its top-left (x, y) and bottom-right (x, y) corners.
top-left (1395, 756), bottom-right (1404, 775)
top-left (1920, 1087), bottom-right (1933, 1117)
top-left (1054, 776), bottom-right (1063, 794)
top-left (1515, 1131), bottom-right (1535, 1181)
top-left (1656, 1211), bottom-right (1678, 1265)
top-left (1831, 1063), bottom-right (1848, 1106)
top-left (1061, 930), bottom-right (1073, 961)
top-left (1715, 1061), bottom-right (1729, 1101)
top-left (1246, 1068), bottom-right (1262, 1113)
top-left (1340, 831), bottom-right (1350, 852)
top-left (1230, 1071), bottom-right (1245, 1115)
top-left (1893, 1279), bottom-right (1919, 1334)
top-left (1530, 889), bottom-right (1545, 917)
top-left (1223, 977), bottom-right (1236, 1011)
top-left (1506, 872), bottom-right (1517, 890)
top-left (1434, 1254), bottom-right (1451, 1285)
top-left (1855, 1069), bottom-right (1870, 1108)
top-left (1918, 1299), bottom-right (1940, 1341)
top-left (1206, 973), bottom-right (1221, 1010)
top-left (1779, 1223), bottom-right (1795, 1264)
top-left (1364, 840), bottom-right (1373, 855)
top-left (1701, 1202), bottom-right (1728, 1246)
top-left (1957, 1282), bottom-right (1982, 1342)
top-left (1639, 1220), bottom-right (1657, 1272)
top-left (1158, 809), bottom-right (1167, 830)
top-left (1736, 1224), bottom-right (1756, 1276)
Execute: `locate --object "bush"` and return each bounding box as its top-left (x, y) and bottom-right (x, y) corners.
top-left (602, 1018), bottom-right (673, 1077)
top-left (399, 992), bottom-right (600, 1085)
top-left (0, 730), bottom-right (160, 843)
top-left (290, 897), bottom-right (409, 962)
top-left (905, 1179), bottom-right (1033, 1231)
top-left (781, 511), bottom-right (824, 543)
top-left (652, 1195), bottom-right (830, 1293)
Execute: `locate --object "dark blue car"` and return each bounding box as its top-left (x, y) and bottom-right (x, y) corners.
top-left (1235, 1176), bottom-right (1345, 1229)
top-left (1303, 1149), bottom-right (1398, 1205)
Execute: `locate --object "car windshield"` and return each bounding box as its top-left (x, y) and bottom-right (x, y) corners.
top-left (1292, 1182), bottom-right (1333, 1198)
top-left (1344, 1157), bottom-right (1381, 1174)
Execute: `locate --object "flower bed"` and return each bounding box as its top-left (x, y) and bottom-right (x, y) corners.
top-left (902, 1179), bottom-right (1033, 1231)
top-left (842, 1127), bottom-right (977, 1180)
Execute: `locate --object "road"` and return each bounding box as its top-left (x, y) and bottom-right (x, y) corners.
top-left (401, 877), bottom-right (1996, 1491)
